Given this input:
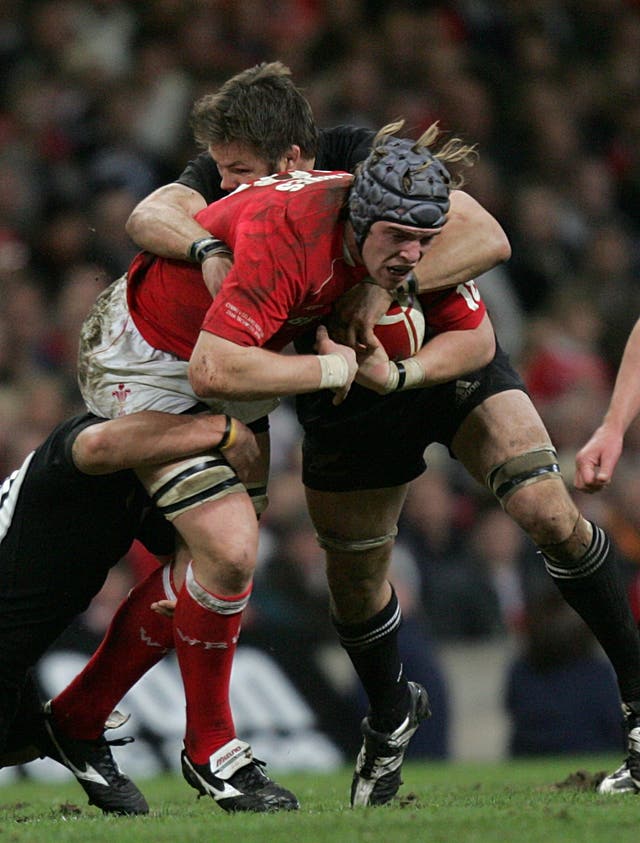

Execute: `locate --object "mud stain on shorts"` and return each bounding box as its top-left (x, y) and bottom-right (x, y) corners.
top-left (77, 276), bottom-right (126, 392)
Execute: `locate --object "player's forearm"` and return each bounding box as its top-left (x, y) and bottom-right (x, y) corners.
top-left (73, 412), bottom-right (233, 474)
top-left (125, 184), bottom-right (209, 260)
top-left (400, 190), bottom-right (511, 295)
top-left (359, 314), bottom-right (496, 395)
top-left (189, 331), bottom-right (355, 401)
top-left (417, 314), bottom-right (496, 385)
top-left (189, 349), bottom-right (330, 401)
top-left (600, 318), bottom-right (640, 435)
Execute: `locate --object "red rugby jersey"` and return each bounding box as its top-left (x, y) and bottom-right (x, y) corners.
top-left (127, 170), bottom-right (365, 358)
top-left (126, 170), bottom-right (486, 359)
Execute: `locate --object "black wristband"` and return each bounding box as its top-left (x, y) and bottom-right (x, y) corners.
top-left (218, 415), bottom-right (233, 449)
top-left (188, 237), bottom-right (232, 264)
top-left (395, 361), bottom-right (407, 390)
top-left (395, 271), bottom-right (418, 297)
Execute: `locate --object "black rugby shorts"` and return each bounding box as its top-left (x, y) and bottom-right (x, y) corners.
top-left (300, 344), bottom-right (527, 492)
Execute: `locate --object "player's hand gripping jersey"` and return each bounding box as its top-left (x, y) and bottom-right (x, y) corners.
top-left (126, 170), bottom-right (486, 361)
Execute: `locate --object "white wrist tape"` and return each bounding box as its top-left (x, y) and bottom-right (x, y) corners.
top-left (384, 363), bottom-right (400, 393)
top-left (318, 353), bottom-right (350, 389)
top-left (384, 357), bottom-right (426, 393)
top-left (400, 357), bottom-right (426, 389)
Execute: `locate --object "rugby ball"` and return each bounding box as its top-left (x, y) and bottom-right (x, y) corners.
top-left (374, 295), bottom-right (425, 360)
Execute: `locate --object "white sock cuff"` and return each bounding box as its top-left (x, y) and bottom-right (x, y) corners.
top-left (185, 563), bottom-right (252, 614)
top-left (162, 562), bottom-right (178, 601)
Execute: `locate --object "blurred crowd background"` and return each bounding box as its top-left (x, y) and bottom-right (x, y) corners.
top-left (2, 0), bottom-right (640, 762)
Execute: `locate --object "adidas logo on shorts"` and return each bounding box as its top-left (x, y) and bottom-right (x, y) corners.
top-left (455, 378), bottom-right (480, 405)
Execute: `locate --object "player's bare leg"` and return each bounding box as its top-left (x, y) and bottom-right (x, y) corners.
top-left (306, 484), bottom-right (430, 806)
top-left (135, 457), bottom-right (298, 812)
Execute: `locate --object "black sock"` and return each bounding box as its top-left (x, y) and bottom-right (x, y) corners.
top-left (543, 524), bottom-right (640, 702)
top-left (332, 587), bottom-right (411, 732)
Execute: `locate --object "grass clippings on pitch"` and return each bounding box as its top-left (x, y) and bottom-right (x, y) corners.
top-left (550, 768), bottom-right (607, 791)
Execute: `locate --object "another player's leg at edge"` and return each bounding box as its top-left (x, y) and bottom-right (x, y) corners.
top-left (0, 676), bottom-right (149, 816)
top-left (1, 682), bottom-right (298, 815)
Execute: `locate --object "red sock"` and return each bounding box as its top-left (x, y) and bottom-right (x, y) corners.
top-left (174, 565), bottom-right (251, 764)
top-left (51, 565), bottom-right (175, 739)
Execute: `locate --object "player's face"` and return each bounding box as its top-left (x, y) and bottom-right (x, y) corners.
top-left (361, 222), bottom-right (441, 289)
top-left (210, 142), bottom-right (291, 191)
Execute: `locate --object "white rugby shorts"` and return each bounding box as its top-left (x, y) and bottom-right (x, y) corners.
top-left (77, 274), bottom-right (278, 422)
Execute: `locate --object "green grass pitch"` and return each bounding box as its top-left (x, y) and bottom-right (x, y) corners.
top-left (1, 757), bottom-right (638, 843)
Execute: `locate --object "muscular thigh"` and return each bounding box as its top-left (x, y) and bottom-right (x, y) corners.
top-left (305, 485), bottom-right (407, 541)
top-left (137, 430), bottom-right (269, 515)
top-left (453, 390), bottom-right (581, 546)
top-left (451, 390), bottom-right (553, 484)
top-left (135, 449), bottom-right (260, 587)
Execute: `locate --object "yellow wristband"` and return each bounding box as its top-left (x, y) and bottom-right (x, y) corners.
top-left (218, 416), bottom-right (238, 450)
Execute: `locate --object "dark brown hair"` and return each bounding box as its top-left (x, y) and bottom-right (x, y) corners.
top-left (190, 61), bottom-right (319, 171)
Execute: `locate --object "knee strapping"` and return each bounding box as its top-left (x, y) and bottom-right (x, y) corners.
top-left (147, 456), bottom-right (244, 521)
top-left (486, 447), bottom-right (562, 503)
top-left (316, 527), bottom-right (398, 553)
top-left (246, 482), bottom-right (268, 516)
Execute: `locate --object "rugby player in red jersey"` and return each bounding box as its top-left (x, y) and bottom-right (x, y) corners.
top-left (14, 63), bottom-right (504, 816)
top-left (70, 120), bottom-right (491, 812)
